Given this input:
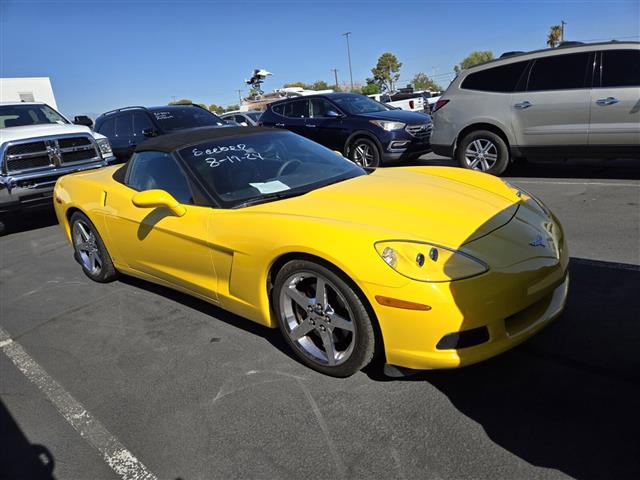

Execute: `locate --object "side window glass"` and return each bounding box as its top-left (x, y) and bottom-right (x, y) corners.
top-left (127, 151), bottom-right (194, 204)
top-left (601, 50), bottom-right (640, 88)
top-left (461, 60), bottom-right (529, 92)
top-left (527, 52), bottom-right (591, 91)
top-left (381, 94), bottom-right (391, 103)
top-left (284, 100), bottom-right (309, 118)
top-left (310, 99), bottom-right (337, 117)
top-left (114, 113), bottom-right (133, 138)
top-left (272, 104), bottom-right (285, 115)
top-left (98, 117), bottom-right (115, 138)
top-left (132, 112), bottom-right (154, 137)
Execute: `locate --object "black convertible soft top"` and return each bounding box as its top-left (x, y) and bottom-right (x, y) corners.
top-left (135, 126), bottom-right (268, 153)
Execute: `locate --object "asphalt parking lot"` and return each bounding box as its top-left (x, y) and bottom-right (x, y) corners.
top-left (1, 155), bottom-right (639, 480)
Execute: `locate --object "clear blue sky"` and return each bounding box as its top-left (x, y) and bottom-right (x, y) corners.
top-left (2, 0), bottom-right (638, 117)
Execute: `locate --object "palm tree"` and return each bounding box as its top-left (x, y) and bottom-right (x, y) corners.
top-left (547, 25), bottom-right (563, 48)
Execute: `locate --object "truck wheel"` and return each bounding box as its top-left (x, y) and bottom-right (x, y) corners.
top-left (70, 211), bottom-right (119, 283)
top-left (349, 138), bottom-right (381, 168)
top-left (457, 130), bottom-right (509, 176)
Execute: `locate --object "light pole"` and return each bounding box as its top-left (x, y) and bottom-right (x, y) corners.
top-left (560, 20), bottom-right (566, 42)
top-left (342, 32), bottom-right (354, 91)
top-left (236, 89), bottom-right (243, 104)
top-left (331, 68), bottom-right (339, 90)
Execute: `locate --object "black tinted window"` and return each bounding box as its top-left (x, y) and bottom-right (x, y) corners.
top-left (97, 117), bottom-right (115, 138)
top-left (461, 60), bottom-right (529, 92)
top-left (127, 151), bottom-right (193, 204)
top-left (310, 98), bottom-right (338, 117)
top-left (132, 112), bottom-right (154, 137)
top-left (114, 113), bottom-right (133, 138)
top-left (284, 100), bottom-right (309, 118)
top-left (601, 49), bottom-right (640, 88)
top-left (527, 52), bottom-right (591, 91)
top-left (151, 107), bottom-right (225, 131)
top-left (272, 104), bottom-right (285, 115)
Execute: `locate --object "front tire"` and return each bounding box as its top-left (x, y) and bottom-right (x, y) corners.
top-left (349, 137), bottom-right (381, 168)
top-left (457, 130), bottom-right (509, 176)
top-left (70, 211), bottom-right (119, 283)
top-left (273, 260), bottom-right (376, 377)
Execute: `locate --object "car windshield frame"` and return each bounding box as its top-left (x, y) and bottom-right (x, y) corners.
top-left (175, 129), bottom-right (365, 209)
top-left (150, 106), bottom-right (226, 132)
top-left (331, 95), bottom-right (391, 114)
top-left (0, 103), bottom-right (70, 129)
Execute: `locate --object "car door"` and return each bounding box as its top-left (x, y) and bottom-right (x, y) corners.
top-left (282, 99), bottom-right (309, 137)
top-left (111, 112), bottom-right (136, 160)
top-left (103, 150), bottom-right (218, 301)
top-left (510, 51), bottom-right (593, 149)
top-left (307, 98), bottom-right (348, 150)
top-left (131, 111), bottom-right (156, 149)
top-left (589, 48), bottom-right (640, 147)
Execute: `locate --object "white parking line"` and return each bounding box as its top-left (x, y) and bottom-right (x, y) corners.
top-left (512, 180), bottom-right (640, 187)
top-left (0, 327), bottom-right (158, 480)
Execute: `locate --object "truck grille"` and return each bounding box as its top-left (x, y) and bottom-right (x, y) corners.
top-left (3, 136), bottom-right (100, 174)
top-left (405, 123), bottom-right (432, 139)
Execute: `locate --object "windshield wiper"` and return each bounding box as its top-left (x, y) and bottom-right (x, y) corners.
top-left (233, 190), bottom-right (309, 209)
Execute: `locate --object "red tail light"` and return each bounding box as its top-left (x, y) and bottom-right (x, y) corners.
top-left (432, 99), bottom-right (449, 113)
top-left (409, 100), bottom-right (415, 109)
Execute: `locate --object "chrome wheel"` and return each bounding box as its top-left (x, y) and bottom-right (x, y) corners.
top-left (464, 138), bottom-right (498, 172)
top-left (278, 272), bottom-right (356, 366)
top-left (72, 220), bottom-right (102, 275)
top-left (352, 143), bottom-right (375, 167)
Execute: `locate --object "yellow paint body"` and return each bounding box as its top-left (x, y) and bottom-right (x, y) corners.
top-left (54, 165), bottom-right (569, 370)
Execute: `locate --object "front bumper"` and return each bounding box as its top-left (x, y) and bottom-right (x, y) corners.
top-left (382, 141), bottom-right (432, 162)
top-left (0, 159), bottom-right (110, 214)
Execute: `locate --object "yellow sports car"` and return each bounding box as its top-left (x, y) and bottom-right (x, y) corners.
top-left (53, 127), bottom-right (569, 377)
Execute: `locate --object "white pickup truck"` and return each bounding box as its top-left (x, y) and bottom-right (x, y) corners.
top-left (0, 102), bottom-right (116, 233)
top-left (368, 90), bottom-right (441, 112)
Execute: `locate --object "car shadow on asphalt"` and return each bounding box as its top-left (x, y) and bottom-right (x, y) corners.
top-left (0, 207), bottom-right (59, 237)
top-left (0, 400), bottom-right (56, 479)
top-left (365, 257), bottom-right (640, 479)
top-left (404, 155), bottom-right (640, 180)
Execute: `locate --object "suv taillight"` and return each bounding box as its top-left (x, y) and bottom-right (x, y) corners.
top-left (432, 99), bottom-right (449, 113)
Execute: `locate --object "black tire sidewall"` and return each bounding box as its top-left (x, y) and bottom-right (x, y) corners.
top-left (349, 137), bottom-right (381, 168)
top-left (273, 260), bottom-right (376, 377)
top-left (457, 130), bottom-right (509, 176)
top-left (70, 211), bottom-right (118, 283)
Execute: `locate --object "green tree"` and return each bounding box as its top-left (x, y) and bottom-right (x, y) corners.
top-left (411, 73), bottom-right (442, 92)
top-left (225, 104), bottom-right (240, 112)
top-left (454, 51), bottom-right (494, 73)
top-left (310, 80), bottom-right (331, 91)
top-left (371, 52), bottom-right (402, 92)
top-left (360, 78), bottom-right (380, 95)
top-left (283, 81), bottom-right (307, 88)
top-left (547, 25), bottom-right (563, 47)
top-left (209, 104), bottom-right (224, 114)
top-left (169, 98), bottom-right (193, 105)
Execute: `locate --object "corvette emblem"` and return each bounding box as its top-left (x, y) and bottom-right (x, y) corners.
top-left (529, 234), bottom-right (545, 248)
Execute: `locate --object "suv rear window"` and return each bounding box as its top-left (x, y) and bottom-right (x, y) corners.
top-left (461, 60), bottom-right (529, 93)
top-left (527, 52), bottom-right (591, 91)
top-left (601, 49), bottom-right (640, 88)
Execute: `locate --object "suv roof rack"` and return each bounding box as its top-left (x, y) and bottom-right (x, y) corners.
top-left (558, 41), bottom-right (584, 47)
top-left (499, 51), bottom-right (525, 58)
top-left (101, 106), bottom-right (149, 116)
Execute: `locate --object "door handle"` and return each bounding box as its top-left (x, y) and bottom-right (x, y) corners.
top-left (596, 97), bottom-right (619, 106)
top-left (305, 124), bottom-right (317, 128)
top-left (514, 101), bottom-right (532, 109)
top-left (275, 123), bottom-right (285, 127)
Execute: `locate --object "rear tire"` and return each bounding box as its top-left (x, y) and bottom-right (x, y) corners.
top-left (457, 130), bottom-right (509, 176)
top-left (70, 211), bottom-right (119, 283)
top-left (273, 260), bottom-right (376, 377)
top-left (349, 137), bottom-right (382, 168)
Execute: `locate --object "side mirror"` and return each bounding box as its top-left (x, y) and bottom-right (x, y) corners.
top-left (142, 128), bottom-right (157, 138)
top-left (325, 110), bottom-right (341, 118)
top-left (131, 189), bottom-right (186, 217)
top-left (74, 115), bottom-right (93, 128)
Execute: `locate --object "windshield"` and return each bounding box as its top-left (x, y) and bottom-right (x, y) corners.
top-left (0, 104), bottom-right (69, 129)
top-left (332, 95), bottom-right (390, 114)
top-left (178, 130), bottom-right (364, 208)
top-left (151, 107), bottom-right (226, 131)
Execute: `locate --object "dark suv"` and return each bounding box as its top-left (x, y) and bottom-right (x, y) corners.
top-left (259, 93), bottom-right (432, 167)
top-left (94, 105), bottom-right (227, 162)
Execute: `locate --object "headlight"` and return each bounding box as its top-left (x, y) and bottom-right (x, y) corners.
top-left (369, 120), bottom-right (406, 131)
top-left (95, 138), bottom-right (113, 157)
top-left (375, 241), bottom-right (488, 282)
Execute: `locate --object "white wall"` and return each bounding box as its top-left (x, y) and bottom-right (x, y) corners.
top-left (0, 77), bottom-right (57, 109)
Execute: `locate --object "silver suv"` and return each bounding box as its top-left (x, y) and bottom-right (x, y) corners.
top-left (430, 41), bottom-right (640, 175)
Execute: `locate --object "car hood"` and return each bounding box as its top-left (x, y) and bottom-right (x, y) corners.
top-left (354, 109), bottom-right (431, 124)
top-left (0, 123), bottom-right (99, 143)
top-left (250, 166), bottom-right (521, 247)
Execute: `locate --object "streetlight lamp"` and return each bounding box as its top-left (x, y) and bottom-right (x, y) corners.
top-left (342, 32), bottom-right (354, 91)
